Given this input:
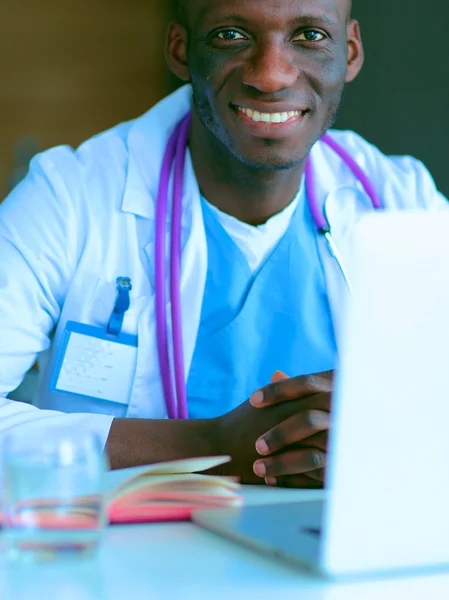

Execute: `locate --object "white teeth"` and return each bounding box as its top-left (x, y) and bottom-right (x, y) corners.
top-left (237, 106), bottom-right (302, 124)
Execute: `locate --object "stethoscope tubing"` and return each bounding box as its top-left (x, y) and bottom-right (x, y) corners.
top-left (155, 112), bottom-right (382, 419)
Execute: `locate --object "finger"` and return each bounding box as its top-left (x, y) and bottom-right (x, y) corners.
top-left (256, 411), bottom-right (330, 456)
top-left (270, 371), bottom-right (289, 384)
top-left (250, 371), bottom-right (333, 408)
top-left (266, 475), bottom-right (324, 490)
top-left (304, 468), bottom-right (326, 483)
top-left (299, 431), bottom-right (328, 452)
top-left (254, 448), bottom-right (327, 478)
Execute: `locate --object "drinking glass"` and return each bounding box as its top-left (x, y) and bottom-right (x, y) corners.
top-left (1, 428), bottom-right (108, 562)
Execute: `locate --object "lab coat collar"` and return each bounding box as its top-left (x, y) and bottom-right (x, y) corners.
top-left (121, 85), bottom-right (194, 219)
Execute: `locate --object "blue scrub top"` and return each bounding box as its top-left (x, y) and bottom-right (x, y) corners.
top-left (186, 190), bottom-right (337, 419)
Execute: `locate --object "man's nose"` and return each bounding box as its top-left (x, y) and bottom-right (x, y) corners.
top-left (241, 42), bottom-right (299, 93)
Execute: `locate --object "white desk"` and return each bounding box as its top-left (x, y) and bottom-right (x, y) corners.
top-left (1, 487), bottom-right (449, 600)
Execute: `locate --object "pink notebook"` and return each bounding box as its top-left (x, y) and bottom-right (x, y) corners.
top-left (0, 456), bottom-right (242, 529)
top-left (106, 456), bottom-right (242, 524)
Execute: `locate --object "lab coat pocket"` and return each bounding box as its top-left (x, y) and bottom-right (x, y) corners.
top-left (46, 278), bottom-right (152, 418)
top-left (88, 278), bottom-right (152, 416)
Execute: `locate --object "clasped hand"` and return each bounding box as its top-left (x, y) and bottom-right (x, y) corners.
top-left (251, 371), bottom-right (332, 488)
top-left (216, 371), bottom-right (333, 488)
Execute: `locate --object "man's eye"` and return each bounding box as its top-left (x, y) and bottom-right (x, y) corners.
top-left (217, 30), bottom-right (246, 41)
top-left (295, 30), bottom-right (326, 43)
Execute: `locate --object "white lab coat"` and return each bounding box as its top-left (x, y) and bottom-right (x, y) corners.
top-left (0, 85), bottom-right (447, 446)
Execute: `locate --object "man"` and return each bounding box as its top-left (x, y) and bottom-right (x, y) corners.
top-left (0, 0), bottom-right (446, 487)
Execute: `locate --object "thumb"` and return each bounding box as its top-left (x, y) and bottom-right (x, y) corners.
top-left (270, 370), bottom-right (290, 384)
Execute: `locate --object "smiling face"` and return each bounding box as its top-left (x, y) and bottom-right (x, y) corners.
top-left (167, 0), bottom-right (363, 171)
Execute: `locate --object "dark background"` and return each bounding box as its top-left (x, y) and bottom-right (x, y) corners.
top-left (336, 0), bottom-right (449, 197)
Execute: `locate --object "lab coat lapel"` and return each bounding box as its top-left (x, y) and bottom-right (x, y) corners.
top-left (178, 152), bottom-right (208, 379)
top-left (309, 141), bottom-right (377, 347)
top-left (119, 85), bottom-right (207, 419)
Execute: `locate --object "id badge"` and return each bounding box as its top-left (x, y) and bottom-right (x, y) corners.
top-left (49, 321), bottom-right (138, 406)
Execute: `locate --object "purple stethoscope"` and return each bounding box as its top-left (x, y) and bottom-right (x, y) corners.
top-left (155, 112), bottom-right (383, 420)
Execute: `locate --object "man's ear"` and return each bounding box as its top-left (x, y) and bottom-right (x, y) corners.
top-left (345, 20), bottom-right (364, 83)
top-left (166, 22), bottom-right (190, 82)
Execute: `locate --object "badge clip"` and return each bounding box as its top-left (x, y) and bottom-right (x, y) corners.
top-left (107, 277), bottom-right (132, 336)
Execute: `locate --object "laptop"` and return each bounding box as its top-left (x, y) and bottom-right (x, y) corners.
top-left (193, 210), bottom-right (449, 579)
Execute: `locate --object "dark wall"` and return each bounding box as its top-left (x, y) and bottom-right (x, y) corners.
top-left (336, 0), bottom-right (449, 197)
top-left (0, 0), bottom-right (171, 199)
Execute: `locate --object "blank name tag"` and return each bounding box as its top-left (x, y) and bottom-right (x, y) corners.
top-left (49, 321), bottom-right (138, 406)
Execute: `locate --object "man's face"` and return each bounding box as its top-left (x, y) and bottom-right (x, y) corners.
top-left (170, 0), bottom-right (362, 170)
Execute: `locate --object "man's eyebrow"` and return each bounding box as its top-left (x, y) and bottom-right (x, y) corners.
top-left (195, 13), bottom-right (252, 28)
top-left (295, 14), bottom-right (340, 27)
